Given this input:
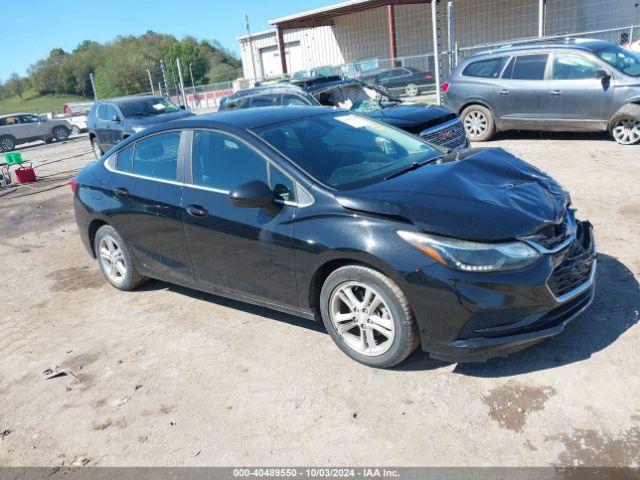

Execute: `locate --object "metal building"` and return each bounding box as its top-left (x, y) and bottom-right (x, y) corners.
top-left (237, 0), bottom-right (639, 81)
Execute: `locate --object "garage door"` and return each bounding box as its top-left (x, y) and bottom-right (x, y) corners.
top-left (259, 42), bottom-right (303, 77)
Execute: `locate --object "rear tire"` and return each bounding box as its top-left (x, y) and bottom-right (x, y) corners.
top-left (71, 125), bottom-right (80, 135)
top-left (53, 126), bottom-right (70, 142)
top-left (91, 137), bottom-right (103, 159)
top-left (461, 104), bottom-right (496, 142)
top-left (94, 225), bottom-right (146, 291)
top-left (320, 265), bottom-right (420, 368)
top-left (0, 135), bottom-right (15, 152)
top-left (609, 104), bottom-right (640, 145)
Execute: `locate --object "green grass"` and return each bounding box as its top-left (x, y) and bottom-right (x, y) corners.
top-left (0, 89), bottom-right (92, 115)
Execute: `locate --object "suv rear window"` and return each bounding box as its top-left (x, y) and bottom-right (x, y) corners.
top-left (462, 57), bottom-right (508, 78)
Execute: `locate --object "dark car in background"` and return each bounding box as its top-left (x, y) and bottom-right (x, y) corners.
top-left (73, 107), bottom-right (595, 368)
top-left (87, 95), bottom-right (193, 158)
top-left (220, 77), bottom-right (468, 150)
top-left (443, 38), bottom-right (640, 144)
top-left (360, 67), bottom-right (434, 96)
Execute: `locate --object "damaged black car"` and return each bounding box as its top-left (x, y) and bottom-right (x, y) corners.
top-left (219, 76), bottom-right (468, 150)
top-left (73, 107), bottom-right (595, 368)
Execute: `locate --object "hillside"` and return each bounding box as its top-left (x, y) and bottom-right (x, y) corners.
top-left (0, 89), bottom-right (91, 115)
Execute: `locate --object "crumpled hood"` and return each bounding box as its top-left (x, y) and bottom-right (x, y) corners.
top-left (367, 104), bottom-right (456, 131)
top-left (336, 147), bottom-right (570, 242)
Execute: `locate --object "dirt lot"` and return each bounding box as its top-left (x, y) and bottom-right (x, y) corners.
top-left (0, 131), bottom-right (639, 468)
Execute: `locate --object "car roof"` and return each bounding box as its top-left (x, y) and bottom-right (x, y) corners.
top-left (467, 38), bottom-right (613, 59)
top-left (96, 95), bottom-right (163, 105)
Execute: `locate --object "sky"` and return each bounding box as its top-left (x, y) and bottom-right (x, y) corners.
top-left (1, 0), bottom-right (331, 80)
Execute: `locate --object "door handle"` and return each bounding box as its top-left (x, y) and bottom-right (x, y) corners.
top-left (113, 187), bottom-right (129, 198)
top-left (498, 89), bottom-right (509, 95)
top-left (186, 204), bottom-right (209, 218)
top-left (549, 90), bottom-right (562, 96)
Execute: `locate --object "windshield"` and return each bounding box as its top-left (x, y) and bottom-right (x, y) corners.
top-left (314, 83), bottom-right (397, 114)
top-left (595, 45), bottom-right (640, 77)
top-left (254, 112), bottom-right (441, 190)
top-left (118, 98), bottom-right (180, 117)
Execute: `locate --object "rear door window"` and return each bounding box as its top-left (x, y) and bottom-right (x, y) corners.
top-left (132, 131), bottom-right (181, 180)
top-left (281, 94), bottom-right (309, 106)
top-left (463, 57), bottom-right (508, 78)
top-left (503, 54), bottom-right (549, 80)
top-left (249, 95), bottom-right (279, 108)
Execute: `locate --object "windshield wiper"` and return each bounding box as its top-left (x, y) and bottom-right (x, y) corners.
top-left (384, 156), bottom-right (444, 180)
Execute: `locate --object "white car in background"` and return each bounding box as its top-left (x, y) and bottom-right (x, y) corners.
top-left (40, 111), bottom-right (87, 135)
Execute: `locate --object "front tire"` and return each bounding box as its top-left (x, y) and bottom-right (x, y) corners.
top-left (53, 126), bottom-right (70, 142)
top-left (320, 265), bottom-right (420, 368)
top-left (610, 104), bottom-right (640, 145)
top-left (94, 225), bottom-right (146, 291)
top-left (91, 137), bottom-right (103, 159)
top-left (461, 104), bottom-right (496, 142)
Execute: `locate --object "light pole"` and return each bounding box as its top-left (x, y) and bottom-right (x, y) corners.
top-left (189, 63), bottom-right (196, 95)
top-left (244, 13), bottom-right (258, 81)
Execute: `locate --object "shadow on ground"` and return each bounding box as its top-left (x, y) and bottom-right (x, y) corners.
top-left (137, 253), bottom-right (637, 376)
top-left (489, 130), bottom-right (613, 142)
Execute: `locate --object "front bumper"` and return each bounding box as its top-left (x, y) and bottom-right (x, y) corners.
top-left (402, 220), bottom-right (596, 362)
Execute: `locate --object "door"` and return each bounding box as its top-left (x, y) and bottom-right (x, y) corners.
top-left (19, 114), bottom-right (44, 140)
top-left (108, 131), bottom-right (194, 283)
top-left (492, 54), bottom-right (550, 129)
top-left (544, 52), bottom-right (613, 129)
top-left (96, 104), bottom-right (121, 149)
top-left (181, 129), bottom-right (298, 307)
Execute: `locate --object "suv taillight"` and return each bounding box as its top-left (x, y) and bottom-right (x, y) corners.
top-left (70, 178), bottom-right (78, 193)
top-left (441, 82), bottom-right (450, 94)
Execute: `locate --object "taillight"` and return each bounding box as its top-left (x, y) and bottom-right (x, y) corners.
top-left (424, 73), bottom-right (433, 79)
top-left (441, 82), bottom-right (450, 94)
top-left (70, 177), bottom-right (78, 193)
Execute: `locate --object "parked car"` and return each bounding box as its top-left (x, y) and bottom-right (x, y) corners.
top-left (87, 95), bottom-right (193, 159)
top-left (73, 107), bottom-right (595, 368)
top-left (220, 77), bottom-right (468, 150)
top-left (0, 113), bottom-right (71, 152)
top-left (361, 66), bottom-right (434, 96)
top-left (64, 102), bottom-right (94, 115)
top-left (443, 38), bottom-right (640, 144)
top-left (40, 112), bottom-right (87, 135)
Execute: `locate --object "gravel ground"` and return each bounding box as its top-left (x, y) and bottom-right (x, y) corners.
top-left (0, 131), bottom-right (638, 468)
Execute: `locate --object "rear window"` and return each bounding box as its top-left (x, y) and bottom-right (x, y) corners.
top-left (462, 57), bottom-right (508, 78)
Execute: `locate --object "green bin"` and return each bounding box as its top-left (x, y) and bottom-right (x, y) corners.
top-left (4, 152), bottom-right (23, 165)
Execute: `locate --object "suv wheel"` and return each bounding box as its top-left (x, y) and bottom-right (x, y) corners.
top-left (610, 104), bottom-right (640, 145)
top-left (0, 135), bottom-right (16, 152)
top-left (94, 225), bottom-right (146, 290)
top-left (405, 83), bottom-right (419, 96)
top-left (320, 265), bottom-right (420, 368)
top-left (91, 138), bottom-right (103, 159)
top-left (461, 104), bottom-right (495, 142)
top-left (71, 125), bottom-right (81, 135)
top-left (53, 126), bottom-right (70, 142)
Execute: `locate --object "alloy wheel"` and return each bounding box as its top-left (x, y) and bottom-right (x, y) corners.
top-left (329, 281), bottom-right (395, 356)
top-left (98, 235), bottom-right (127, 284)
top-left (71, 126), bottom-right (80, 135)
top-left (463, 110), bottom-right (488, 137)
top-left (54, 127), bottom-right (69, 141)
top-left (612, 118), bottom-right (640, 145)
top-left (0, 137), bottom-right (15, 152)
top-left (405, 84), bottom-right (418, 96)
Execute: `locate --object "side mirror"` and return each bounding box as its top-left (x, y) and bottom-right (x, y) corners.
top-left (596, 69), bottom-right (611, 80)
top-left (111, 115), bottom-right (121, 123)
top-left (229, 180), bottom-right (274, 208)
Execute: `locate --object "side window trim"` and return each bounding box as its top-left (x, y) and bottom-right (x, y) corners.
top-left (103, 129), bottom-right (187, 185)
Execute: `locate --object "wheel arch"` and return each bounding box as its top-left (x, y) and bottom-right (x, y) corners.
top-left (87, 219), bottom-right (110, 258)
top-left (458, 100), bottom-right (495, 117)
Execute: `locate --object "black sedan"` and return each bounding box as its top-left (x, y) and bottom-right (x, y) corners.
top-left (360, 67), bottom-right (435, 96)
top-left (73, 107), bottom-right (596, 368)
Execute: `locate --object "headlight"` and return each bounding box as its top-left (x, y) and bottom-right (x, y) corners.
top-left (132, 126), bottom-right (146, 133)
top-left (398, 230), bottom-right (540, 272)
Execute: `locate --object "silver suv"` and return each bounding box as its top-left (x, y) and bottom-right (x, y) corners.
top-left (443, 39), bottom-right (640, 145)
top-left (0, 113), bottom-right (71, 152)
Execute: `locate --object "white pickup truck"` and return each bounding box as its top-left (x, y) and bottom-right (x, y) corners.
top-left (40, 111), bottom-right (88, 135)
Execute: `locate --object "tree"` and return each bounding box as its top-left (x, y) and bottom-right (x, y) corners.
top-left (6, 72), bottom-right (28, 100)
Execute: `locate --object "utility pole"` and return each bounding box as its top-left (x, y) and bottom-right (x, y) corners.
top-left (176, 58), bottom-right (188, 108)
top-left (431, 0), bottom-right (441, 105)
top-left (244, 13), bottom-right (258, 81)
top-left (89, 73), bottom-right (98, 100)
top-left (189, 63), bottom-right (196, 95)
top-left (147, 68), bottom-right (154, 95)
